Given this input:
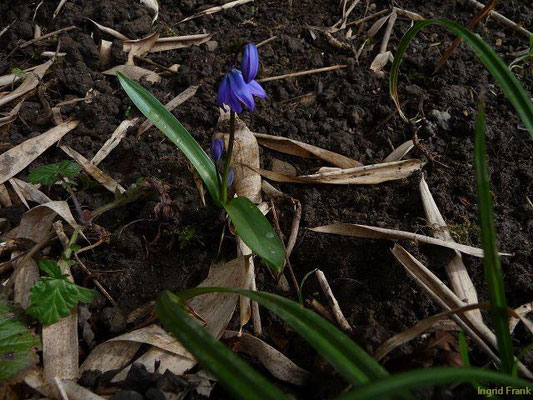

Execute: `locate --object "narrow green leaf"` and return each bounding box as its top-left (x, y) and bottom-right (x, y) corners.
top-left (27, 261), bottom-right (97, 325)
top-left (156, 291), bottom-right (289, 400)
top-left (390, 18), bottom-right (533, 139)
top-left (176, 287), bottom-right (389, 386)
top-left (474, 102), bottom-right (514, 373)
top-left (336, 367), bottom-right (532, 400)
top-left (458, 331), bottom-right (470, 367)
top-left (224, 196), bottom-right (285, 272)
top-left (116, 72), bottom-right (222, 206)
top-left (0, 300), bottom-right (40, 382)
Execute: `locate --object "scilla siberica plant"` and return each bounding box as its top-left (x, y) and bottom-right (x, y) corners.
top-left (117, 42), bottom-right (285, 272)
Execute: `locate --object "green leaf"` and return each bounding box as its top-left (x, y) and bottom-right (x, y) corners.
top-left (28, 160), bottom-right (81, 184)
top-left (224, 196), bottom-right (285, 272)
top-left (175, 287), bottom-right (389, 386)
top-left (116, 72), bottom-right (222, 207)
top-left (390, 19), bottom-right (533, 139)
top-left (474, 101), bottom-right (514, 373)
top-left (27, 261), bottom-right (97, 325)
top-left (0, 300), bottom-right (40, 382)
top-left (336, 367), bottom-right (532, 400)
top-left (156, 291), bottom-right (290, 400)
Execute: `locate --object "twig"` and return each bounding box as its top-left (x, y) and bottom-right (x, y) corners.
top-left (20, 26), bottom-right (76, 49)
top-left (74, 253), bottom-right (117, 306)
top-left (285, 199), bottom-right (302, 258)
top-left (345, 9), bottom-right (389, 27)
top-left (306, 298), bottom-right (336, 323)
top-left (270, 200), bottom-right (299, 292)
top-left (392, 7), bottom-right (424, 21)
top-left (258, 65), bottom-right (347, 83)
top-left (467, 0), bottom-right (532, 37)
top-left (256, 36), bottom-right (278, 48)
top-left (53, 0), bottom-right (68, 19)
top-left (315, 269), bottom-right (353, 333)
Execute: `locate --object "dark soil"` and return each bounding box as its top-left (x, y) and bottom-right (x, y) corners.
top-left (1, 0), bottom-right (532, 399)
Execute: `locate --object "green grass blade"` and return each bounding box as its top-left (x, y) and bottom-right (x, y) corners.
top-left (116, 72), bottom-right (222, 206)
top-left (224, 196), bottom-right (285, 272)
top-left (156, 291), bottom-right (289, 400)
top-left (175, 287), bottom-right (389, 386)
top-left (336, 367), bottom-right (532, 400)
top-left (474, 101), bottom-right (514, 373)
top-left (390, 18), bottom-right (533, 139)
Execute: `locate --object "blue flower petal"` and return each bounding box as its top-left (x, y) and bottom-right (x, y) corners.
top-left (242, 43), bottom-right (259, 83)
top-left (247, 80), bottom-right (266, 99)
top-left (228, 69), bottom-right (255, 111)
top-left (216, 74), bottom-right (231, 108)
top-left (210, 138), bottom-right (224, 161)
top-left (226, 167), bottom-right (234, 187)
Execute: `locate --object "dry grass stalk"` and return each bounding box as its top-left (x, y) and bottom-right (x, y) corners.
top-left (181, 0), bottom-right (253, 22)
top-left (259, 65), bottom-right (347, 83)
top-left (91, 118), bottom-right (140, 166)
top-left (383, 140), bottom-right (414, 162)
top-left (315, 270), bottom-right (352, 333)
top-left (467, 0), bottom-right (532, 37)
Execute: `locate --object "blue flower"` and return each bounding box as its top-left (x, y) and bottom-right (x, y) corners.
top-left (210, 138), bottom-right (224, 161)
top-left (226, 167), bottom-right (234, 187)
top-left (241, 43), bottom-right (259, 83)
top-left (217, 68), bottom-right (266, 114)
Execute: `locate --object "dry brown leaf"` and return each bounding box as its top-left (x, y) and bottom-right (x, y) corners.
top-left (33, 201), bottom-right (80, 231)
top-left (123, 32), bottom-right (160, 65)
top-left (272, 159), bottom-right (297, 176)
top-left (0, 73), bottom-right (22, 87)
top-left (23, 369), bottom-right (55, 398)
top-left (104, 65), bottom-right (161, 84)
top-left (223, 331), bottom-right (310, 385)
top-left (89, 19), bottom-right (130, 41)
top-left (98, 39), bottom-right (112, 65)
top-left (310, 223), bottom-right (509, 258)
top-left (91, 118), bottom-right (140, 166)
top-left (0, 183), bottom-right (12, 206)
top-left (253, 132), bottom-right (362, 168)
top-left (510, 302), bottom-right (533, 333)
top-left (137, 85), bottom-right (199, 137)
top-left (383, 140), bottom-right (414, 162)
top-left (0, 60), bottom-right (53, 108)
top-left (150, 33), bottom-right (212, 52)
top-left (420, 176), bottom-right (482, 324)
top-left (250, 159), bottom-right (423, 185)
top-left (375, 302), bottom-right (485, 361)
top-left (367, 14), bottom-right (391, 39)
top-left (58, 379), bottom-right (105, 400)
top-left (0, 100), bottom-right (23, 131)
top-left (181, 0), bottom-right (252, 22)
top-left (9, 178), bottom-right (51, 205)
top-left (0, 120), bottom-right (79, 185)
top-left (370, 51), bottom-right (393, 73)
top-left (53, 0), bottom-right (68, 19)
top-left (80, 341), bottom-right (142, 374)
top-left (60, 145), bottom-right (126, 194)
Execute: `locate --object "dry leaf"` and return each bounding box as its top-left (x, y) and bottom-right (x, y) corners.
top-left (80, 341), bottom-right (142, 374)
top-left (272, 159), bottom-right (297, 176)
top-left (224, 331), bottom-right (309, 385)
top-left (98, 39), bottom-right (112, 65)
top-left (137, 85), bottom-right (199, 137)
top-left (367, 14), bottom-right (391, 39)
top-left (89, 19), bottom-right (130, 41)
top-left (181, 0), bottom-right (252, 22)
top-left (250, 159), bottom-right (423, 185)
top-left (510, 302), bottom-right (533, 333)
top-left (253, 132), bottom-right (362, 168)
top-left (310, 223), bottom-right (509, 258)
top-left (60, 145), bottom-right (126, 194)
top-left (150, 33), bottom-right (212, 52)
top-left (370, 51), bottom-right (393, 73)
top-left (123, 32), bottom-right (160, 65)
top-left (91, 118), bottom-right (140, 166)
top-left (104, 65), bottom-right (161, 84)
top-left (0, 183), bottom-right (12, 206)
top-left (383, 140), bottom-right (414, 162)
top-left (57, 379), bottom-right (105, 400)
top-left (0, 120), bottom-right (79, 185)
top-left (0, 60), bottom-right (53, 108)
top-left (420, 176), bottom-right (482, 324)
top-left (9, 178), bottom-right (51, 204)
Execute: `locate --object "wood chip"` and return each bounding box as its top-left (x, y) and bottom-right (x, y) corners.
top-left (253, 132), bottom-right (362, 168)
top-left (310, 223), bottom-right (509, 258)
top-left (60, 145), bottom-right (126, 194)
top-left (0, 120), bottom-right (79, 185)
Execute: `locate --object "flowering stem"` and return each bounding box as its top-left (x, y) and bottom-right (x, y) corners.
top-left (221, 111), bottom-right (236, 203)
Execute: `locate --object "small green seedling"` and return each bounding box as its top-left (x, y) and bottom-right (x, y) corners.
top-left (27, 260), bottom-right (97, 325)
top-left (28, 160), bottom-right (81, 185)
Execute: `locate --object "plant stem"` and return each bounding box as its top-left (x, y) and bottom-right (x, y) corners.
top-left (221, 111), bottom-right (236, 203)
top-left (62, 178), bottom-right (85, 224)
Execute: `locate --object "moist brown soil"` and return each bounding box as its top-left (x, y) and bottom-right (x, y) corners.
top-left (1, 0), bottom-right (532, 399)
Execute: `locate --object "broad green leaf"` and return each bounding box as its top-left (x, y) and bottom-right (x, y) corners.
top-left (390, 18), bottom-right (533, 139)
top-left (28, 160), bottom-right (81, 184)
top-left (156, 291), bottom-right (289, 400)
top-left (224, 196), bottom-right (285, 272)
top-left (27, 261), bottom-right (97, 325)
top-left (0, 300), bottom-right (40, 382)
top-left (175, 287), bottom-right (389, 386)
top-left (336, 367), bottom-right (532, 400)
top-left (474, 102), bottom-right (514, 373)
top-left (116, 72), bottom-right (222, 206)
